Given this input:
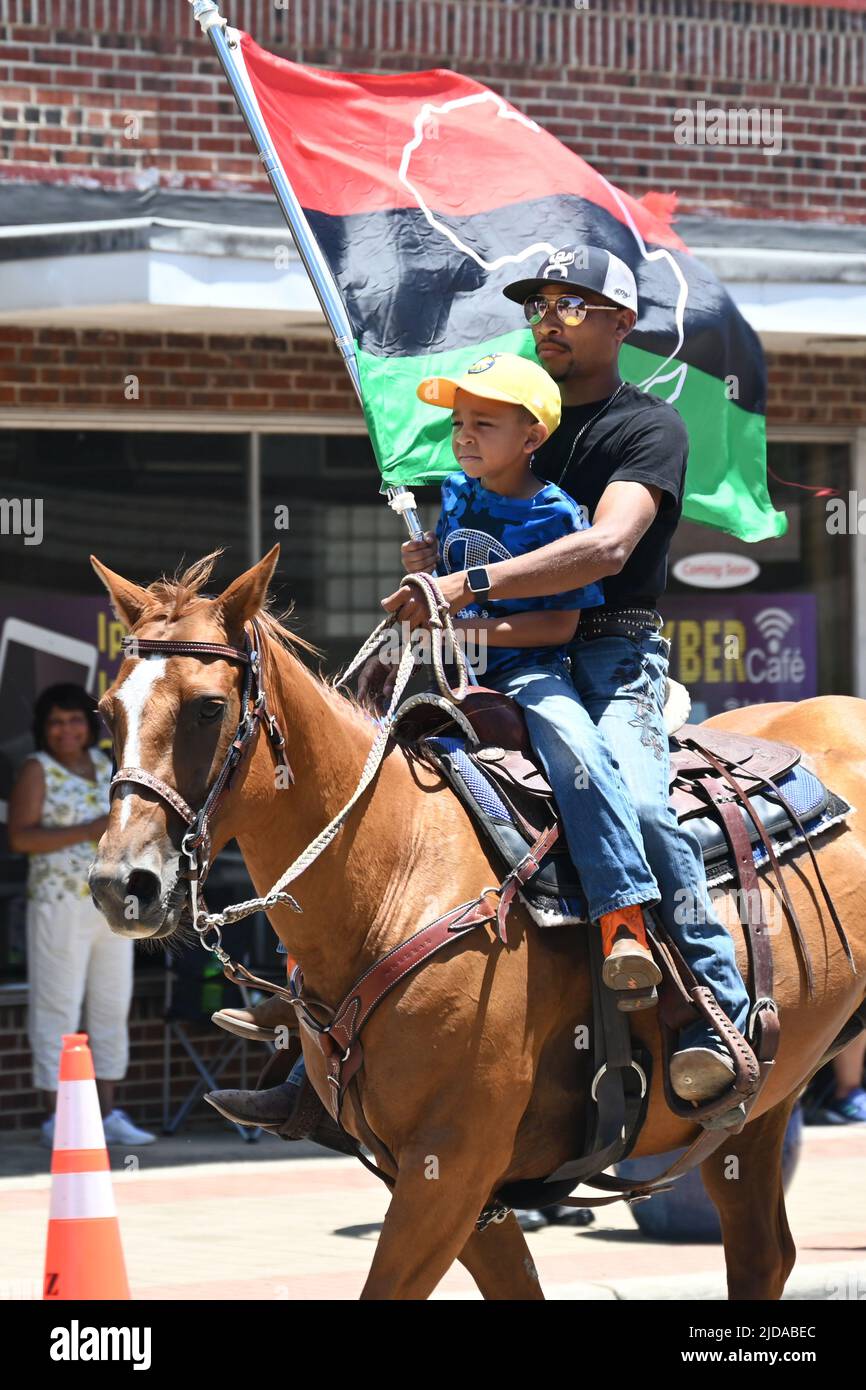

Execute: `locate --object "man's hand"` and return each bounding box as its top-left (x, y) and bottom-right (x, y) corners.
top-left (380, 569), bottom-right (470, 629)
top-left (401, 532), bottom-right (437, 574)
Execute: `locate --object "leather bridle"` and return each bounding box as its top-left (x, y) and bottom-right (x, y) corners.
top-left (109, 617), bottom-right (292, 915)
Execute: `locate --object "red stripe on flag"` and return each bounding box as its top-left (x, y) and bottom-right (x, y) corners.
top-left (239, 34), bottom-right (687, 252)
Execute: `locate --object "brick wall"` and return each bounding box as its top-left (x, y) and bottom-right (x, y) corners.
top-left (0, 982), bottom-right (260, 1130)
top-left (0, 326), bottom-right (863, 427)
top-left (0, 326), bottom-right (362, 415)
top-left (0, 0), bottom-right (864, 222)
top-left (764, 352), bottom-right (866, 427)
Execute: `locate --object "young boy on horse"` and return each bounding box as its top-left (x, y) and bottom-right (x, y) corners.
top-left (407, 350), bottom-right (665, 1001)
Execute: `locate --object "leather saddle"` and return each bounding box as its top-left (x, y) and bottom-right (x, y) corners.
top-left (394, 687), bottom-right (810, 874)
top-left (393, 684), bottom-right (853, 1019)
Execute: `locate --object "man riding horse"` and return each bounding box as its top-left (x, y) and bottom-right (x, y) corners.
top-left (212, 242), bottom-right (752, 1130)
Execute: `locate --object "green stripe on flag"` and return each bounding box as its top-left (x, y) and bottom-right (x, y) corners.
top-left (355, 330), bottom-right (530, 490)
top-left (356, 337), bottom-right (786, 543)
top-left (620, 343), bottom-right (787, 543)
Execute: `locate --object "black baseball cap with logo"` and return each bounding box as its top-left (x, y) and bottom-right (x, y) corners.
top-left (503, 244), bottom-right (638, 315)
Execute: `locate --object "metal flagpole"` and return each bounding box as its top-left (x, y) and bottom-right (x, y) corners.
top-left (186, 0), bottom-right (427, 548)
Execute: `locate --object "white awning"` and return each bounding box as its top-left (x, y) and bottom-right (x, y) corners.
top-left (1, 219), bottom-right (864, 352)
top-left (691, 246), bottom-right (866, 355)
top-left (0, 219), bottom-right (326, 335)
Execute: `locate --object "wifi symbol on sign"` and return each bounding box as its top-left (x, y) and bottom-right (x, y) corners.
top-left (755, 607), bottom-right (794, 654)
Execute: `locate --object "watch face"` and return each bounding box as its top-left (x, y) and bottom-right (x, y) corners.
top-left (468, 567), bottom-right (489, 593)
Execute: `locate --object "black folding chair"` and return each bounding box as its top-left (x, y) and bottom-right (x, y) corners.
top-left (161, 849), bottom-right (276, 1141)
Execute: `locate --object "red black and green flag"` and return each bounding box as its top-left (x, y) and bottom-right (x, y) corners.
top-left (237, 34), bottom-right (785, 543)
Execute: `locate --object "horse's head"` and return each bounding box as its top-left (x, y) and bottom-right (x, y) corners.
top-left (88, 544), bottom-right (282, 939)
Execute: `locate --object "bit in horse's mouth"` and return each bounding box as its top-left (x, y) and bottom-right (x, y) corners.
top-left (143, 877), bottom-right (193, 943)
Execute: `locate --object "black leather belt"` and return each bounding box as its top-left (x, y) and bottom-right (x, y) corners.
top-left (576, 605), bottom-right (663, 642)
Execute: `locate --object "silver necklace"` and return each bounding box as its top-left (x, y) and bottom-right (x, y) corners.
top-left (555, 381), bottom-right (626, 486)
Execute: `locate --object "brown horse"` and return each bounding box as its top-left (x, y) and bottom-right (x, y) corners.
top-left (89, 545), bottom-right (866, 1301)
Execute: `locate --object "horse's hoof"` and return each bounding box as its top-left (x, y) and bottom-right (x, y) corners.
top-left (670, 1047), bottom-right (736, 1101)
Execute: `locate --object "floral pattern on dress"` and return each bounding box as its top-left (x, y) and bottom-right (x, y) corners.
top-left (26, 749), bottom-right (112, 904)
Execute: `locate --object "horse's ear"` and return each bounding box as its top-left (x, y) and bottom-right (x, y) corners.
top-left (213, 544), bottom-right (281, 634)
top-left (90, 556), bottom-right (152, 629)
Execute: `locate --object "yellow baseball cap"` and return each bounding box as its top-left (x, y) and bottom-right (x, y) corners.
top-left (417, 351), bottom-right (561, 439)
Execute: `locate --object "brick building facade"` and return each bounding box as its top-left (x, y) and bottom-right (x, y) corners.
top-left (1, 0), bottom-right (865, 220)
top-left (0, 0), bottom-right (864, 1129)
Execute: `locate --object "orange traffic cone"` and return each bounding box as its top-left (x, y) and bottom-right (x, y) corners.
top-left (43, 1033), bottom-right (130, 1300)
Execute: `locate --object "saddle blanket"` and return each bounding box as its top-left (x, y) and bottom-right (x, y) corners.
top-left (424, 735), bottom-right (853, 928)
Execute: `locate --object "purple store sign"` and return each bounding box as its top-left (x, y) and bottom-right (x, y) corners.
top-left (661, 592), bottom-right (817, 721)
top-left (0, 596), bottom-right (125, 819)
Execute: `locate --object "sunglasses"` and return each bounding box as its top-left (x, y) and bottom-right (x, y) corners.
top-left (523, 294), bottom-right (622, 328)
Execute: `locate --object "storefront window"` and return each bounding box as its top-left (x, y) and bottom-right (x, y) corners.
top-left (0, 430), bottom-right (249, 977)
top-left (260, 433), bottom-right (440, 670)
top-left (0, 430), bottom-right (248, 596)
top-left (663, 441), bottom-right (852, 720)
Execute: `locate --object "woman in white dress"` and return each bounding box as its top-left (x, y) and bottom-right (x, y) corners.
top-left (8, 683), bottom-right (155, 1148)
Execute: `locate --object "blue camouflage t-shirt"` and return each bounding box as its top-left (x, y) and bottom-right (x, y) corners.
top-left (435, 472), bottom-right (604, 682)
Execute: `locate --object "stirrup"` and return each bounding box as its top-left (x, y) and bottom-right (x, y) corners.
top-left (615, 984), bottom-right (659, 1013)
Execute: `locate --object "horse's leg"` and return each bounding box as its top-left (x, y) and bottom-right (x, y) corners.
top-left (700, 1096), bottom-right (798, 1301)
top-left (456, 1212), bottom-right (545, 1300)
top-left (360, 1140), bottom-right (520, 1301)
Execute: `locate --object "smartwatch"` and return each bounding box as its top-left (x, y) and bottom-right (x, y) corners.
top-left (466, 565), bottom-right (491, 605)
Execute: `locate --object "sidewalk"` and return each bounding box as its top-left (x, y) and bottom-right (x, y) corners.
top-left (2, 1121), bottom-right (864, 1300)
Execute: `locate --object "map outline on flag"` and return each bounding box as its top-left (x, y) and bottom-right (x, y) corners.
top-left (399, 91), bottom-right (690, 406)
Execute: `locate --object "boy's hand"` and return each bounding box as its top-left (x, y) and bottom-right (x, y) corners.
top-left (401, 532), bottom-right (437, 574)
top-left (381, 570), bottom-right (470, 628)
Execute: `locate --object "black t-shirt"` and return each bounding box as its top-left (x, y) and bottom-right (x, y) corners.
top-left (532, 383), bottom-right (688, 608)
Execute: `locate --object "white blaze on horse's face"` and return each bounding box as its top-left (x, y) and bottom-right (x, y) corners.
top-left (90, 652), bottom-right (186, 939)
top-left (114, 656), bottom-right (167, 829)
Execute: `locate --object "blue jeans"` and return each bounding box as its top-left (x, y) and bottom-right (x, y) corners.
top-left (566, 630), bottom-right (750, 1050)
top-left (494, 636), bottom-right (751, 1052)
top-left (491, 658), bottom-right (660, 920)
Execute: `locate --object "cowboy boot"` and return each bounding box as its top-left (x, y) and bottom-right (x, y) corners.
top-left (669, 1048), bottom-right (737, 1103)
top-left (205, 1066), bottom-right (356, 1156)
top-left (597, 905), bottom-right (662, 1011)
top-left (205, 1081), bottom-right (301, 1128)
top-left (211, 992), bottom-right (299, 1043)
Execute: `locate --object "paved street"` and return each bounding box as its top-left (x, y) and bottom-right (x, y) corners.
top-left (1, 1120), bottom-right (864, 1300)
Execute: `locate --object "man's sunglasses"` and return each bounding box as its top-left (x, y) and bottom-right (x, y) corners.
top-left (523, 294), bottom-right (621, 328)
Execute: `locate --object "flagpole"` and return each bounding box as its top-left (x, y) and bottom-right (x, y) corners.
top-left (186, 0), bottom-right (427, 551)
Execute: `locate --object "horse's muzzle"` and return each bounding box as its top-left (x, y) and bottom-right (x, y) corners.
top-left (89, 857), bottom-right (182, 938)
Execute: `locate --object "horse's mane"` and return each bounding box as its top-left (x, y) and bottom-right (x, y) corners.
top-left (140, 549), bottom-right (376, 726)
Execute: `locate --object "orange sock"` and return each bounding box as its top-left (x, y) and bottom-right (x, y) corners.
top-left (598, 904), bottom-right (650, 959)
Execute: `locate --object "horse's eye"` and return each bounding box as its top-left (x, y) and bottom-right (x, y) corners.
top-left (198, 699), bottom-right (225, 722)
